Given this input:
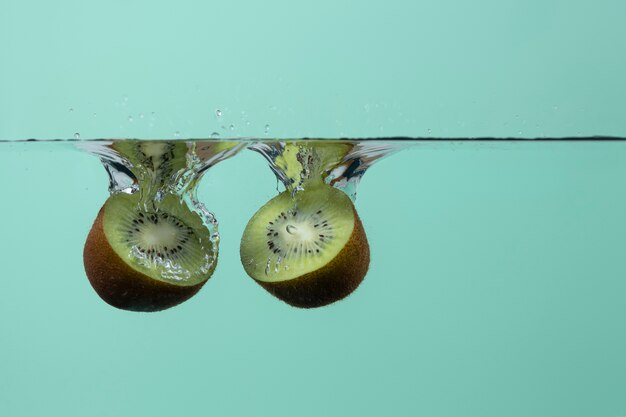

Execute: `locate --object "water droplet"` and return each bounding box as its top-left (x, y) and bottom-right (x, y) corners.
top-left (246, 120), bottom-right (251, 126)
top-left (139, 113), bottom-right (144, 119)
top-left (92, 113), bottom-right (97, 117)
top-left (229, 124), bottom-right (235, 131)
top-left (73, 132), bottom-right (80, 139)
top-left (215, 109), bottom-right (222, 117)
top-left (68, 108), bottom-right (74, 112)
top-left (274, 256), bottom-right (282, 273)
top-left (174, 131), bottom-right (180, 137)
top-left (264, 124), bottom-right (270, 134)
top-left (128, 115), bottom-right (133, 122)
top-left (210, 132), bottom-right (220, 138)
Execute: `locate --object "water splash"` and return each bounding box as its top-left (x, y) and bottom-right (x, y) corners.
top-left (79, 139), bottom-right (247, 281)
top-left (247, 140), bottom-right (408, 200)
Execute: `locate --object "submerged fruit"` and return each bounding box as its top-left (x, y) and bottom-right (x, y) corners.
top-left (240, 184), bottom-right (369, 308)
top-left (84, 192), bottom-right (217, 312)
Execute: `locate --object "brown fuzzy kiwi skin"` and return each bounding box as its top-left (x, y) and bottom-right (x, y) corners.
top-left (83, 205), bottom-right (210, 312)
top-left (251, 208), bottom-right (370, 308)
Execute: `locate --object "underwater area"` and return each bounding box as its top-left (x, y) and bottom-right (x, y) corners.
top-left (2, 137), bottom-right (626, 417)
top-left (2, 0), bottom-right (626, 416)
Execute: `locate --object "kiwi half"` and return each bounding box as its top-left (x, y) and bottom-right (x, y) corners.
top-left (240, 184), bottom-right (369, 308)
top-left (84, 192), bottom-right (216, 312)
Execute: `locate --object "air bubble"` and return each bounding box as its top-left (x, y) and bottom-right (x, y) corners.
top-left (69, 108), bottom-right (74, 112)
top-left (128, 115), bottom-right (133, 122)
top-left (215, 109), bottom-right (222, 117)
top-left (74, 132), bottom-right (81, 139)
top-left (229, 124), bottom-right (235, 131)
top-left (139, 113), bottom-right (144, 119)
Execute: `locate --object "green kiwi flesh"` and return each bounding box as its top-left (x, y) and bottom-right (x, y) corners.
top-left (113, 140), bottom-right (187, 173)
top-left (84, 192), bottom-right (216, 312)
top-left (273, 142), bottom-right (353, 190)
top-left (112, 141), bottom-right (188, 192)
top-left (240, 185), bottom-right (369, 308)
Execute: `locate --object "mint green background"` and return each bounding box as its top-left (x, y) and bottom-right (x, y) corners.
top-left (1, 0), bottom-right (626, 140)
top-left (2, 1), bottom-right (626, 417)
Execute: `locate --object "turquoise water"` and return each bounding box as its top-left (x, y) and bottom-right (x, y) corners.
top-left (2, 138), bottom-right (626, 417)
top-left (2, 0), bottom-right (626, 415)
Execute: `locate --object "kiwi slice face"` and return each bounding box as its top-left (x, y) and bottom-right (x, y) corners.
top-left (84, 192), bottom-right (216, 312)
top-left (240, 185), bottom-right (369, 308)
